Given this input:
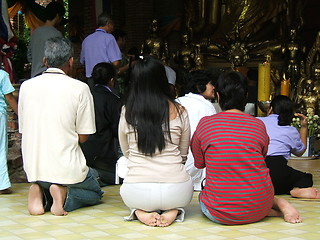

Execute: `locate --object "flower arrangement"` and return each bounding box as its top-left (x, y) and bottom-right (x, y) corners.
top-left (291, 114), bottom-right (320, 137)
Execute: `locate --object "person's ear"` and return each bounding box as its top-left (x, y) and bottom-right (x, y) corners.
top-left (43, 57), bottom-right (48, 67)
top-left (68, 57), bottom-right (74, 68)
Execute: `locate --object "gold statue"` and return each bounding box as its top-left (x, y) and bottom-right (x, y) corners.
top-left (191, 44), bottom-right (204, 71)
top-left (212, 0), bottom-right (286, 40)
top-left (298, 79), bottom-right (318, 116)
top-left (282, 28), bottom-right (305, 90)
top-left (173, 32), bottom-right (197, 72)
top-left (184, 0), bottom-right (222, 39)
top-left (308, 53), bottom-right (320, 114)
top-left (306, 31), bottom-right (320, 79)
top-left (206, 22), bottom-right (268, 69)
top-left (141, 19), bottom-right (169, 64)
top-left (297, 33), bottom-right (320, 111)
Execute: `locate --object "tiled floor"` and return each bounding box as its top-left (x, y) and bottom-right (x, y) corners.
top-left (1, 158), bottom-right (320, 240)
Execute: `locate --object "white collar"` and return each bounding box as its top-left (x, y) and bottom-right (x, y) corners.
top-left (43, 68), bottom-right (66, 75)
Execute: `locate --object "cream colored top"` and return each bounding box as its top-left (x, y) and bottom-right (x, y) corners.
top-left (19, 68), bottom-right (96, 184)
top-left (118, 105), bottom-right (191, 183)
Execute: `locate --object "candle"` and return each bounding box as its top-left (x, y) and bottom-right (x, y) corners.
top-left (257, 61), bottom-right (271, 116)
top-left (258, 62), bottom-right (271, 101)
top-left (280, 78), bottom-right (290, 96)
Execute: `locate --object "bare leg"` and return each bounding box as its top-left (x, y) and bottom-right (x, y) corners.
top-left (28, 184), bottom-right (44, 215)
top-left (268, 197), bottom-right (302, 223)
top-left (49, 184), bottom-right (68, 216)
top-left (157, 209), bottom-right (179, 227)
top-left (290, 187), bottom-right (320, 199)
top-left (135, 209), bottom-right (160, 227)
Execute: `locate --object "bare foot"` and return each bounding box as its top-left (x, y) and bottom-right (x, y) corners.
top-left (28, 184), bottom-right (44, 215)
top-left (273, 197), bottom-right (302, 223)
top-left (0, 188), bottom-right (12, 194)
top-left (290, 187), bottom-right (320, 199)
top-left (135, 210), bottom-right (160, 227)
top-left (49, 184), bottom-right (68, 216)
top-left (157, 209), bottom-right (179, 227)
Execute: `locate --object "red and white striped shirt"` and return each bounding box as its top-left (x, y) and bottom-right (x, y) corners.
top-left (191, 111), bottom-right (274, 225)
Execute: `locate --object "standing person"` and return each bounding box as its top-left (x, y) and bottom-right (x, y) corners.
top-left (19, 37), bottom-right (103, 216)
top-left (81, 62), bottom-right (122, 186)
top-left (112, 29), bottom-right (130, 98)
top-left (27, 1), bottom-right (66, 77)
top-left (258, 95), bottom-right (320, 199)
top-left (191, 71), bottom-right (302, 225)
top-left (176, 70), bottom-right (217, 191)
top-left (80, 13), bottom-right (122, 89)
top-left (0, 69), bottom-right (18, 194)
top-left (119, 56), bottom-right (193, 227)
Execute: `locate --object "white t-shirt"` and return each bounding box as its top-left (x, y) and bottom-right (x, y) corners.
top-left (176, 93), bottom-right (216, 190)
top-left (19, 68), bottom-right (96, 184)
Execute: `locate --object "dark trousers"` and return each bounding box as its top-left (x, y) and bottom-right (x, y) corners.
top-left (265, 155), bottom-right (313, 195)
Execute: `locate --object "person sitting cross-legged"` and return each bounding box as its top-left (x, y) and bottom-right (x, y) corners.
top-left (191, 71), bottom-right (302, 225)
top-left (258, 95), bottom-right (320, 199)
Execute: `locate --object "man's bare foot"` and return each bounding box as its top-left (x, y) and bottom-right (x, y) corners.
top-left (28, 184), bottom-right (44, 215)
top-left (0, 188), bottom-right (12, 194)
top-left (290, 187), bottom-right (320, 199)
top-left (135, 210), bottom-right (160, 227)
top-left (273, 197), bottom-right (302, 223)
top-left (49, 184), bottom-right (68, 216)
top-left (157, 209), bottom-right (178, 227)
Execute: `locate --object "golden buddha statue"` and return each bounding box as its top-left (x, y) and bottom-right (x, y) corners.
top-left (306, 31), bottom-right (320, 77)
top-left (282, 28), bottom-right (305, 90)
top-left (297, 79), bottom-right (318, 116)
top-left (306, 32), bottom-right (320, 94)
top-left (191, 44), bottom-right (204, 71)
top-left (188, 0), bottom-right (292, 65)
top-left (211, 0), bottom-right (286, 41)
top-left (311, 53), bottom-right (320, 92)
top-left (184, 0), bottom-right (222, 39)
top-left (297, 33), bottom-right (320, 114)
top-left (173, 32), bottom-right (197, 72)
top-left (141, 19), bottom-right (169, 64)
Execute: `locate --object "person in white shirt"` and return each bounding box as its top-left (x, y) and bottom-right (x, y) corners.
top-left (176, 70), bottom-right (218, 190)
top-left (19, 37), bottom-right (103, 216)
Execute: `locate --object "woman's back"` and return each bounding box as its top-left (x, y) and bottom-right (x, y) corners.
top-left (119, 104), bottom-right (190, 183)
top-left (258, 114), bottom-right (304, 159)
top-left (192, 111), bottom-right (274, 224)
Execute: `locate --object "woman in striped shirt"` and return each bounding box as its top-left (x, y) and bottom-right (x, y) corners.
top-left (191, 71), bottom-right (302, 225)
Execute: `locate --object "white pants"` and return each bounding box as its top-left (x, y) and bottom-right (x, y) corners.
top-left (120, 178), bottom-right (193, 212)
top-left (0, 112), bottom-right (10, 190)
top-left (185, 153), bottom-right (206, 191)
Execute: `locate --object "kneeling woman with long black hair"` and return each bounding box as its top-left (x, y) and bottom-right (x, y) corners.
top-left (118, 56), bottom-right (193, 227)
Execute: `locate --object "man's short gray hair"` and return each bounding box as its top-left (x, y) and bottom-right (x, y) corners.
top-left (44, 37), bottom-right (73, 68)
top-left (97, 12), bottom-right (114, 27)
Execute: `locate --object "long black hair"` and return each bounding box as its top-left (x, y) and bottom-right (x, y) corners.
top-left (216, 71), bottom-right (247, 111)
top-left (125, 56), bottom-right (179, 156)
top-left (270, 95), bottom-right (295, 126)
